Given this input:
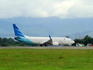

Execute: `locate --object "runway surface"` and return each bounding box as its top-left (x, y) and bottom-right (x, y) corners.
top-left (0, 46), bottom-right (93, 49)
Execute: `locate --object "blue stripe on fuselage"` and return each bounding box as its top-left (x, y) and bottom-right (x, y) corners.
top-left (15, 37), bottom-right (37, 45)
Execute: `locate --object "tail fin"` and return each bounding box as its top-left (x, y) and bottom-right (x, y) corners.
top-left (13, 24), bottom-right (24, 37)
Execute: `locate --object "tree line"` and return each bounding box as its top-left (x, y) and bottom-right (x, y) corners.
top-left (73, 35), bottom-right (93, 46)
top-left (0, 35), bottom-right (93, 46)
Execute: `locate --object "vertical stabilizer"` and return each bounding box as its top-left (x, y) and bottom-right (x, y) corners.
top-left (13, 24), bottom-right (24, 37)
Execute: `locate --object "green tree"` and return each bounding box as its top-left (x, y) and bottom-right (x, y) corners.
top-left (66, 36), bottom-right (70, 38)
top-left (74, 35), bottom-right (93, 46)
top-left (83, 35), bottom-right (93, 46)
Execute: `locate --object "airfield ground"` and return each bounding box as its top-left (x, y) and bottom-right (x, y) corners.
top-left (0, 46), bottom-right (93, 70)
top-left (0, 46), bottom-right (93, 49)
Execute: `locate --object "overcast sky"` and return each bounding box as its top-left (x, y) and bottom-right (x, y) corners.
top-left (0, 0), bottom-right (93, 19)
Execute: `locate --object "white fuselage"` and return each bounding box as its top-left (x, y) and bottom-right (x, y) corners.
top-left (25, 36), bottom-right (74, 45)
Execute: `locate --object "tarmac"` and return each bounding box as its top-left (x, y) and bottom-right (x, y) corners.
top-left (0, 46), bottom-right (93, 49)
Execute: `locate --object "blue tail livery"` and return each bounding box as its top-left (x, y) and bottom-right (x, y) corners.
top-left (13, 24), bottom-right (24, 37)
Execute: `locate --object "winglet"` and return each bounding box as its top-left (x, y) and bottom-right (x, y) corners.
top-left (13, 24), bottom-right (24, 37)
top-left (49, 35), bottom-right (52, 40)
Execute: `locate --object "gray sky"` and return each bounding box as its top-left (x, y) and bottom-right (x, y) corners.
top-left (0, 0), bottom-right (93, 19)
top-left (0, 0), bottom-right (93, 38)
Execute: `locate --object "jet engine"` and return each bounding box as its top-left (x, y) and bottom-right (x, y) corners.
top-left (53, 42), bottom-right (59, 45)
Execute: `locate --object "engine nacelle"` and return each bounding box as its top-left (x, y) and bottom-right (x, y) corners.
top-left (53, 42), bottom-right (59, 45)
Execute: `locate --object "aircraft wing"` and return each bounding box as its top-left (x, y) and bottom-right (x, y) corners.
top-left (41, 35), bottom-right (53, 46)
top-left (42, 39), bottom-right (52, 46)
top-left (41, 39), bottom-right (59, 46)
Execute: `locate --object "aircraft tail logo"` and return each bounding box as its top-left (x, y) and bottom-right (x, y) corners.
top-left (13, 24), bottom-right (24, 37)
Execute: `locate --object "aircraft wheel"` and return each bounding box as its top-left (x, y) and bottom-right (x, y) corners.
top-left (40, 44), bottom-right (43, 47)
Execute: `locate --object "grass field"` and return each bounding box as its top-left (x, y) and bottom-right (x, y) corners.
top-left (0, 49), bottom-right (93, 70)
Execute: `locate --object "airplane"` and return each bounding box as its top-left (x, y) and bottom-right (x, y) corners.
top-left (13, 24), bottom-right (75, 46)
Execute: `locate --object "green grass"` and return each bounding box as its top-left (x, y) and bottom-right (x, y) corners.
top-left (0, 49), bottom-right (93, 70)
